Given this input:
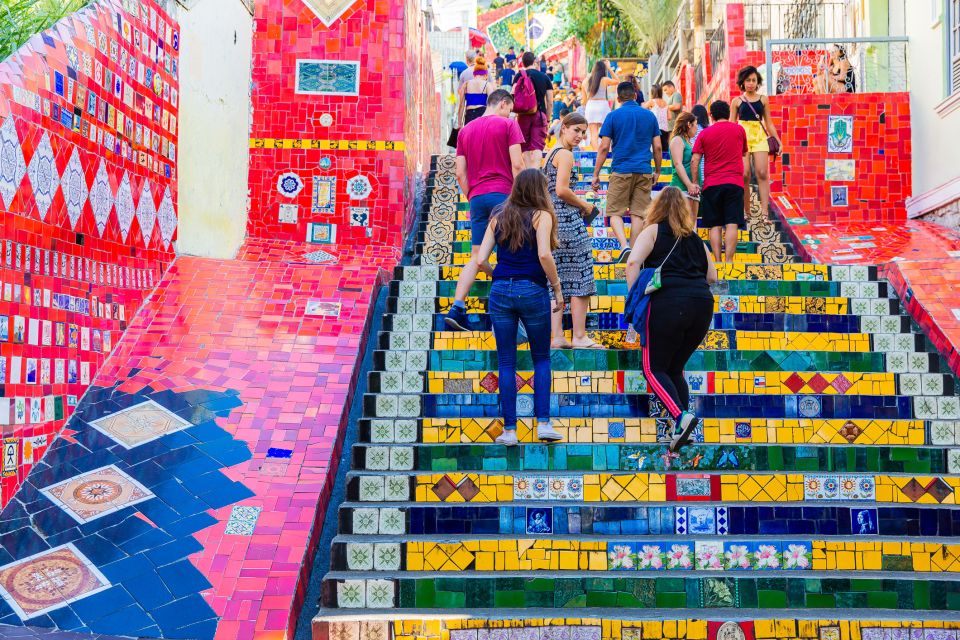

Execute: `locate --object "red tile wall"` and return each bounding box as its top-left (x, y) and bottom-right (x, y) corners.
top-left (247, 0), bottom-right (439, 249)
top-left (769, 92), bottom-right (911, 223)
top-left (0, 0), bottom-right (178, 506)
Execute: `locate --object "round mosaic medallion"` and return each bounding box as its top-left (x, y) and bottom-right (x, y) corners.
top-left (319, 157), bottom-right (333, 170)
top-left (716, 622), bottom-right (746, 640)
top-left (319, 113), bottom-right (333, 127)
top-left (72, 479), bottom-right (123, 504)
top-left (277, 172), bottom-right (304, 198)
top-left (798, 395), bottom-right (821, 418)
top-left (2, 550), bottom-right (101, 613)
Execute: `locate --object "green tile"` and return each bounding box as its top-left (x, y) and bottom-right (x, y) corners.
top-left (758, 590), bottom-right (787, 608)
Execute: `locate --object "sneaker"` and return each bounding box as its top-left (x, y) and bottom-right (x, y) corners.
top-left (616, 247), bottom-right (632, 264)
top-left (444, 305), bottom-right (470, 331)
top-left (495, 430), bottom-right (519, 446)
top-left (537, 423), bottom-right (562, 442)
top-left (669, 412), bottom-right (699, 453)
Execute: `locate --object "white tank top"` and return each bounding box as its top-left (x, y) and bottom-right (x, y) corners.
top-left (650, 103), bottom-right (668, 130)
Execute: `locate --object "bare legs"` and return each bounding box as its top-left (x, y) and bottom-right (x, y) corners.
top-left (609, 215), bottom-right (629, 252)
top-left (588, 123), bottom-right (601, 150)
top-left (743, 151), bottom-right (770, 218)
top-left (551, 296), bottom-right (595, 348)
top-left (454, 246), bottom-right (492, 303)
top-left (708, 224), bottom-right (739, 262)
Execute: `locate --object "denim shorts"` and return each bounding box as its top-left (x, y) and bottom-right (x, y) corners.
top-left (469, 192), bottom-right (509, 246)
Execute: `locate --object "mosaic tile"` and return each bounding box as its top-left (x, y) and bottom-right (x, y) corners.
top-left (86, 399), bottom-right (193, 449)
top-left (0, 544), bottom-right (110, 620)
top-left (40, 464), bottom-right (152, 523)
top-left (224, 505), bottom-right (262, 536)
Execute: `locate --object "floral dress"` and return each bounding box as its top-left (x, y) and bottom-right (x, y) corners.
top-left (543, 148), bottom-right (596, 298)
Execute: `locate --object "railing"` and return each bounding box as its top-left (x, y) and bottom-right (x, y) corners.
top-left (707, 20), bottom-right (726, 75)
top-left (650, 3), bottom-right (688, 87)
top-left (743, 1), bottom-right (850, 50)
top-left (764, 37), bottom-right (909, 95)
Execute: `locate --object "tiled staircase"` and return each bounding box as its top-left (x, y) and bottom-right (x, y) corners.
top-left (312, 154), bottom-right (960, 640)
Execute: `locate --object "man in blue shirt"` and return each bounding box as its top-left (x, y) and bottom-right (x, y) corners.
top-left (591, 82), bottom-right (662, 263)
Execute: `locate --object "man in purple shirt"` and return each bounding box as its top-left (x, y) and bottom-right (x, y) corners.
top-left (446, 89), bottom-right (526, 331)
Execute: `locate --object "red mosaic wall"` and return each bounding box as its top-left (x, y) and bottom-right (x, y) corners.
top-left (769, 92), bottom-right (912, 223)
top-left (247, 0), bottom-right (439, 249)
top-left (0, 0), bottom-right (178, 506)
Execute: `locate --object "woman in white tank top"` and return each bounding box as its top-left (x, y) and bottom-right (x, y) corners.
top-left (643, 83), bottom-right (670, 150)
top-left (581, 60), bottom-right (619, 149)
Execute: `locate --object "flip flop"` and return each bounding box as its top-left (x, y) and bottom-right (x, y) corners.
top-left (573, 340), bottom-right (606, 350)
top-left (551, 342), bottom-right (573, 350)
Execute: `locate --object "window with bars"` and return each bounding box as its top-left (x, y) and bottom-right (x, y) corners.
top-left (951, 0), bottom-right (960, 94)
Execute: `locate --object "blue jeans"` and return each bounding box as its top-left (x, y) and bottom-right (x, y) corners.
top-left (469, 192), bottom-right (509, 245)
top-left (489, 279), bottom-right (552, 430)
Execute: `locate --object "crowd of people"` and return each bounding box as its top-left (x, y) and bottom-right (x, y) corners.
top-left (446, 53), bottom-right (782, 453)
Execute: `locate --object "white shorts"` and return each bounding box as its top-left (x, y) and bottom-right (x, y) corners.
top-left (584, 99), bottom-right (611, 124)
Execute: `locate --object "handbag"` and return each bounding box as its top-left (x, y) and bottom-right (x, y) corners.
top-left (741, 95), bottom-right (781, 157)
top-left (446, 127), bottom-right (459, 149)
top-left (643, 236), bottom-right (681, 295)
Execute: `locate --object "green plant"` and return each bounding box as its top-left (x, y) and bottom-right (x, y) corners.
top-left (607, 0), bottom-right (681, 56)
top-left (563, 0), bottom-right (639, 59)
top-left (0, 0), bottom-right (91, 61)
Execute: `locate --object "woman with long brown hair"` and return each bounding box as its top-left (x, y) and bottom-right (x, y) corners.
top-left (581, 59), bottom-right (618, 149)
top-left (544, 112), bottom-right (602, 349)
top-left (475, 169), bottom-right (565, 446)
top-left (625, 187), bottom-right (718, 452)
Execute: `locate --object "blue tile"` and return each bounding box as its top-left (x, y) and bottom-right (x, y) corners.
top-left (121, 570), bottom-right (175, 609)
top-left (156, 559), bottom-right (213, 598)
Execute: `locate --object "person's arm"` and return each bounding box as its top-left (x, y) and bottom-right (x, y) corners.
top-left (690, 152), bottom-right (703, 190)
top-left (731, 97), bottom-right (741, 123)
top-left (651, 134), bottom-right (662, 180)
top-left (545, 87), bottom-right (554, 114)
top-left (509, 143), bottom-right (524, 178)
top-left (533, 211), bottom-right (564, 312)
top-left (555, 150), bottom-right (593, 211)
top-left (704, 244), bottom-right (718, 284)
top-left (625, 224), bottom-right (658, 288)
top-left (670, 137), bottom-right (696, 192)
top-left (592, 136), bottom-right (611, 189)
top-left (475, 218), bottom-right (498, 267)
top-left (455, 155), bottom-right (469, 196)
top-left (668, 94), bottom-right (682, 113)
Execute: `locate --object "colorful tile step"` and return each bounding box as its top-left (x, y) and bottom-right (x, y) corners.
top-left (414, 350), bottom-right (938, 374)
top-left (327, 538), bottom-right (960, 574)
top-left (341, 503), bottom-right (960, 537)
top-left (415, 246), bottom-right (780, 266)
top-left (370, 370), bottom-right (949, 398)
top-left (345, 471), bottom-right (960, 505)
top-left (406, 311), bottom-right (915, 334)
top-left (373, 392), bottom-right (954, 421)
top-left (380, 618), bottom-right (960, 640)
top-left (396, 279), bottom-right (868, 300)
top-left (360, 417), bottom-right (932, 446)
top-left (319, 574), bottom-right (960, 611)
top-left (349, 442), bottom-right (950, 474)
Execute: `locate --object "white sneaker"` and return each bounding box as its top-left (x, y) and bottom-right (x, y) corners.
top-left (495, 430), bottom-right (519, 446)
top-left (537, 423), bottom-right (563, 442)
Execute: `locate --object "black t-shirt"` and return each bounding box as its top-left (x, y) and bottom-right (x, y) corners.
top-left (513, 68), bottom-right (553, 114)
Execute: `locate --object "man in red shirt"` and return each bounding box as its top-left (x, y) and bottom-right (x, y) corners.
top-left (446, 89), bottom-right (526, 331)
top-left (691, 100), bottom-right (748, 262)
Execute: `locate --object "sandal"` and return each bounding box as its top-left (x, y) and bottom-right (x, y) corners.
top-left (551, 340), bottom-right (573, 349)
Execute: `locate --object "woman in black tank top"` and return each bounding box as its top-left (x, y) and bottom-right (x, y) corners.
top-left (625, 187), bottom-right (718, 452)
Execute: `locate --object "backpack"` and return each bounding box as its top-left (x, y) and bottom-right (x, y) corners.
top-left (512, 68), bottom-right (538, 115)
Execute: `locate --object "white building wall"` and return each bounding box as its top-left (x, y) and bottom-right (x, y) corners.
top-left (175, 0), bottom-right (253, 258)
top-left (905, 0), bottom-right (960, 219)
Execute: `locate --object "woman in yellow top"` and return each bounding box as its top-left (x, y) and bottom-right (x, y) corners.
top-left (731, 66), bottom-right (782, 223)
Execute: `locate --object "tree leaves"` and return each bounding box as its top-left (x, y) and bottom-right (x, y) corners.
top-left (0, 0), bottom-right (90, 61)
top-left (606, 0), bottom-right (682, 56)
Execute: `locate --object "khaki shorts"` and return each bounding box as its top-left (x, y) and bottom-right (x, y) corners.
top-left (605, 173), bottom-right (654, 218)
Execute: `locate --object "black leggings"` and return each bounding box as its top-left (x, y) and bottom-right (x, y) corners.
top-left (642, 294), bottom-right (714, 420)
